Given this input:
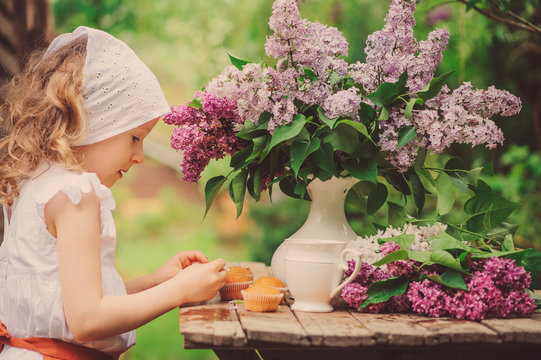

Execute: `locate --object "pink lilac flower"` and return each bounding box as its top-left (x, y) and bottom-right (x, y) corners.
top-left (378, 82), bottom-right (521, 171)
top-left (407, 279), bottom-right (450, 318)
top-left (322, 88), bottom-right (361, 120)
top-left (205, 64), bottom-right (272, 125)
top-left (505, 290), bottom-right (536, 317)
top-left (480, 257), bottom-right (531, 291)
top-left (341, 282), bottom-right (368, 309)
top-left (165, 92), bottom-right (244, 182)
top-left (345, 260), bottom-right (389, 287)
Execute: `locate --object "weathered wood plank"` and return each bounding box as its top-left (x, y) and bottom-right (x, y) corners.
top-left (482, 317), bottom-right (541, 343)
top-left (293, 309), bottom-right (376, 347)
top-left (236, 302), bottom-right (310, 346)
top-left (396, 314), bottom-right (500, 345)
top-left (179, 302), bottom-right (247, 348)
top-left (348, 313), bottom-right (434, 346)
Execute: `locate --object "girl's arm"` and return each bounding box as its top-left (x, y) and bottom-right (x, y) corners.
top-left (46, 190), bottom-right (227, 342)
top-left (124, 250), bottom-right (209, 294)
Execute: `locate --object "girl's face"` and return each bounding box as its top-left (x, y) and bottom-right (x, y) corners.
top-left (75, 118), bottom-right (159, 188)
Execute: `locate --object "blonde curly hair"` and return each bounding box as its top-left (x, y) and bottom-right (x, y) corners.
top-left (0, 36), bottom-right (88, 205)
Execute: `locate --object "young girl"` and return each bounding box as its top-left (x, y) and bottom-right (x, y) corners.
top-left (0, 26), bottom-right (227, 359)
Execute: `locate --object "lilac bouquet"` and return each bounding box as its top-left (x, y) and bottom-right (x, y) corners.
top-left (165, 0), bottom-right (540, 317)
top-left (164, 0), bottom-right (521, 222)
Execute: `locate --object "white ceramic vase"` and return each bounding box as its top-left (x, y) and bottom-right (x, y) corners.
top-left (270, 176), bottom-right (360, 283)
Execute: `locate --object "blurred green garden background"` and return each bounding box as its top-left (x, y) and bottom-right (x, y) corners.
top-left (50, 0), bottom-right (540, 359)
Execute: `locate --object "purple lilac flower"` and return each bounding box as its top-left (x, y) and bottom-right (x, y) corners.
top-left (505, 290), bottom-right (536, 317)
top-left (341, 282), bottom-right (368, 309)
top-left (407, 279), bottom-right (450, 318)
top-left (481, 257), bottom-right (531, 291)
top-left (345, 259), bottom-right (389, 287)
top-left (388, 293), bottom-right (412, 313)
top-left (166, 92), bottom-right (244, 182)
top-left (381, 242), bottom-right (400, 255)
top-left (446, 290), bottom-right (488, 320)
top-left (322, 88), bottom-right (361, 120)
top-left (378, 81), bottom-right (521, 171)
top-left (205, 64), bottom-right (272, 125)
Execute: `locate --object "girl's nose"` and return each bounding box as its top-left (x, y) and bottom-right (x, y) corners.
top-left (131, 146), bottom-right (145, 164)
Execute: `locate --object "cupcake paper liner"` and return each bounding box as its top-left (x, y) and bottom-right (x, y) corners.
top-left (219, 281), bottom-right (252, 300)
top-left (241, 290), bottom-right (284, 312)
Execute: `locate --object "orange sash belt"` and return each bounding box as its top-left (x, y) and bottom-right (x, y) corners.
top-left (0, 320), bottom-right (116, 360)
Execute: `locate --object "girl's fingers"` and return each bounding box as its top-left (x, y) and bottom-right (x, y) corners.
top-left (210, 258), bottom-right (226, 270)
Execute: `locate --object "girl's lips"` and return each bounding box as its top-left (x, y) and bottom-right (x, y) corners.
top-left (118, 171), bottom-right (123, 178)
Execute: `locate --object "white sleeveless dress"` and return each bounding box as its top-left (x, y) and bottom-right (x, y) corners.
top-left (0, 164), bottom-right (136, 359)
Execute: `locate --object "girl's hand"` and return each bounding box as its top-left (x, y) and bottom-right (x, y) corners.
top-left (153, 250), bottom-right (209, 285)
top-left (175, 258), bottom-right (227, 304)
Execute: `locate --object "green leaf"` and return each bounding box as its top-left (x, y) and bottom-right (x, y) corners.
top-left (290, 138), bottom-right (321, 177)
top-left (501, 234), bottom-right (515, 252)
top-left (410, 171), bottom-right (425, 214)
top-left (416, 167), bottom-right (435, 187)
top-left (337, 119), bottom-right (373, 143)
top-left (228, 169), bottom-right (248, 218)
top-left (204, 176), bottom-right (227, 218)
top-left (236, 115), bottom-right (270, 140)
top-left (342, 158), bottom-right (377, 184)
top-left (293, 181), bottom-right (307, 198)
top-left (388, 201), bottom-right (407, 228)
top-left (430, 250), bottom-right (466, 273)
top-left (226, 50), bottom-right (249, 70)
top-left (417, 71), bottom-right (455, 102)
top-left (261, 114), bottom-right (308, 160)
top-left (408, 251), bottom-right (432, 263)
top-left (317, 106), bottom-right (339, 129)
top-left (367, 182), bottom-right (388, 215)
top-left (313, 143), bottom-right (336, 176)
top-left (382, 233), bottom-right (415, 250)
top-left (435, 171), bottom-right (455, 215)
top-left (246, 136), bottom-right (269, 163)
top-left (397, 126), bottom-right (417, 148)
top-left (429, 232), bottom-right (471, 251)
top-left (360, 277), bottom-right (409, 309)
top-left (396, 69), bottom-right (409, 94)
top-left (188, 97), bottom-right (202, 109)
top-left (366, 82), bottom-right (399, 107)
top-left (404, 97), bottom-right (424, 120)
top-left (384, 172), bottom-right (411, 196)
top-left (426, 269), bottom-right (468, 290)
top-left (324, 124), bottom-right (359, 154)
top-left (301, 67), bottom-right (318, 82)
top-left (359, 102), bottom-right (376, 124)
top-left (247, 166), bottom-right (263, 201)
top-left (230, 145), bottom-right (254, 168)
top-left (444, 157), bottom-right (468, 193)
top-left (519, 248), bottom-right (541, 289)
top-left (371, 252), bottom-right (410, 268)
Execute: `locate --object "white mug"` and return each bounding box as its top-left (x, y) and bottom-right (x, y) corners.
top-left (284, 239), bottom-right (363, 312)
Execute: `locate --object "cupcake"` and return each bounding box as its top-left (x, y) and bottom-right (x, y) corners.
top-left (227, 265), bottom-right (254, 280)
top-left (253, 276), bottom-right (287, 295)
top-left (241, 284), bottom-right (284, 312)
top-left (219, 271), bottom-right (252, 300)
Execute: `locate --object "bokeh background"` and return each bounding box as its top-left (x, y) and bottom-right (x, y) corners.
top-left (1, 0), bottom-right (540, 359)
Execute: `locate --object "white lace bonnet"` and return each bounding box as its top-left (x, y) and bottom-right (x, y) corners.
top-left (40, 26), bottom-right (170, 145)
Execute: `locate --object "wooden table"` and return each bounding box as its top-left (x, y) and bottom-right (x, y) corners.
top-left (179, 262), bottom-right (541, 360)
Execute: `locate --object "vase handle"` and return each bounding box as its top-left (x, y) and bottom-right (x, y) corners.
top-left (330, 248), bottom-right (363, 299)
